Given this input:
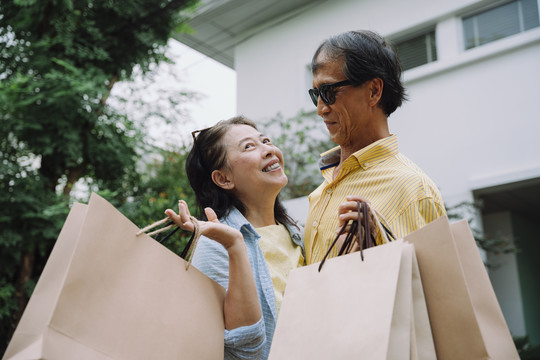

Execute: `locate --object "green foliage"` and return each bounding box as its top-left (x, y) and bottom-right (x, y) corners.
top-left (0, 171), bottom-right (69, 346)
top-left (120, 146), bottom-right (197, 255)
top-left (262, 111), bottom-right (335, 199)
top-left (514, 335), bottom-right (540, 359)
top-left (0, 0), bottom-right (199, 351)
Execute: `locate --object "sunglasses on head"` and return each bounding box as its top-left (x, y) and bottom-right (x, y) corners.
top-left (191, 127), bottom-right (211, 141)
top-left (308, 80), bottom-right (352, 106)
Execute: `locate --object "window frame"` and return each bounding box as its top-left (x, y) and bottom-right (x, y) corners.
top-left (393, 28), bottom-right (438, 71)
top-left (461, 0), bottom-right (540, 50)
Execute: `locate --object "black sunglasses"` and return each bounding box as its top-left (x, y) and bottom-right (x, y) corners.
top-left (308, 80), bottom-right (352, 106)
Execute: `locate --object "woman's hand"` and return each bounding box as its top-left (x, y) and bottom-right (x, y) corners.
top-left (165, 200), bottom-right (243, 251)
top-left (165, 200), bottom-right (261, 330)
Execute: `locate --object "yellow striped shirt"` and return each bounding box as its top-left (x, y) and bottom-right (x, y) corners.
top-left (304, 135), bottom-right (446, 265)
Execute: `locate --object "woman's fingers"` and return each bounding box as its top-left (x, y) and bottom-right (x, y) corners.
top-left (165, 202), bottom-right (243, 251)
top-left (204, 207), bottom-right (219, 222)
top-left (177, 200), bottom-right (192, 223)
top-left (164, 200), bottom-right (195, 232)
top-left (165, 210), bottom-right (194, 232)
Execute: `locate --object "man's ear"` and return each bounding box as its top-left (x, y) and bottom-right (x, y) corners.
top-left (369, 78), bottom-right (384, 107)
top-left (211, 169), bottom-right (235, 190)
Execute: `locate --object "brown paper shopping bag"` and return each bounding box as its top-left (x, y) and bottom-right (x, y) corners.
top-left (269, 240), bottom-right (435, 360)
top-left (4, 193), bottom-right (225, 360)
top-left (404, 216), bottom-right (519, 360)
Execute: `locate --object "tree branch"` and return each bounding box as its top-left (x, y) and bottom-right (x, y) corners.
top-left (108, 0), bottom-right (197, 37)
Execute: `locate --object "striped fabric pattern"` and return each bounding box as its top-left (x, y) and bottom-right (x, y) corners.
top-left (304, 135), bottom-right (446, 265)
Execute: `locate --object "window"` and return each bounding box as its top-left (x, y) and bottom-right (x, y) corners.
top-left (463, 0), bottom-right (540, 50)
top-left (395, 30), bottom-right (438, 71)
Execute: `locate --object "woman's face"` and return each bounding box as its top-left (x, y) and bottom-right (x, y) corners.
top-left (212, 124), bottom-right (287, 201)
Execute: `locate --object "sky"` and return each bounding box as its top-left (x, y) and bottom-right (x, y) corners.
top-left (111, 38), bottom-right (237, 148)
top-left (167, 39), bottom-right (237, 130)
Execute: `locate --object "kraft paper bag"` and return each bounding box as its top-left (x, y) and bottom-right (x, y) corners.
top-left (404, 216), bottom-right (519, 360)
top-left (4, 193), bottom-right (225, 360)
top-left (269, 240), bottom-right (435, 360)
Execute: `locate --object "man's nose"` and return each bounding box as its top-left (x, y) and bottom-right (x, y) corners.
top-left (317, 98), bottom-right (330, 117)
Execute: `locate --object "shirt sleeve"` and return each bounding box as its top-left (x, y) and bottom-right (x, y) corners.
top-left (191, 236), bottom-right (230, 289)
top-left (191, 236), bottom-right (266, 359)
top-left (388, 197), bottom-right (447, 239)
top-left (224, 317), bottom-right (266, 359)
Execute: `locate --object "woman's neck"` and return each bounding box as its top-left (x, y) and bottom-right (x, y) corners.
top-left (241, 197), bottom-right (277, 228)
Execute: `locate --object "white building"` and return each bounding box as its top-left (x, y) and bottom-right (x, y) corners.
top-left (175, 0), bottom-right (540, 347)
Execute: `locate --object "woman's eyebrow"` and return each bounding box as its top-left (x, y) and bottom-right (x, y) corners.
top-left (237, 133), bottom-right (265, 146)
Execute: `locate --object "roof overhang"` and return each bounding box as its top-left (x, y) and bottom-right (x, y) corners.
top-left (172, 0), bottom-right (326, 69)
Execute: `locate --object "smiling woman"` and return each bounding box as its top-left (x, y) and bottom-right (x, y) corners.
top-left (165, 116), bottom-right (304, 360)
top-left (213, 124), bottom-right (289, 220)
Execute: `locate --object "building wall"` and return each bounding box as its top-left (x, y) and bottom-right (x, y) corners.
top-left (236, 0), bottom-right (488, 121)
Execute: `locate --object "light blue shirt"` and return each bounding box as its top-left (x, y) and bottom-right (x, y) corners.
top-left (191, 207), bottom-right (303, 360)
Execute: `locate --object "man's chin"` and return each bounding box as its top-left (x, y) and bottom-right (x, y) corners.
top-left (328, 133), bottom-right (342, 145)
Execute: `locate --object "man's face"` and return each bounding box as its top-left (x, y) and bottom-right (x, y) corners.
top-left (312, 54), bottom-right (373, 150)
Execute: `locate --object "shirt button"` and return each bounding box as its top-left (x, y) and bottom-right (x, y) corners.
top-left (326, 188), bottom-right (333, 194)
top-left (312, 221), bottom-right (317, 229)
top-left (364, 162), bottom-right (370, 167)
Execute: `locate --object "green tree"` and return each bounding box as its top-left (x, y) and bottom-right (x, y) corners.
top-left (120, 145), bottom-right (197, 254)
top-left (0, 0), bottom-right (198, 350)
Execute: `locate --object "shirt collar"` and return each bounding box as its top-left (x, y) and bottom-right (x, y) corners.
top-left (222, 207), bottom-right (257, 235)
top-left (318, 134), bottom-right (399, 171)
top-left (222, 207), bottom-right (304, 250)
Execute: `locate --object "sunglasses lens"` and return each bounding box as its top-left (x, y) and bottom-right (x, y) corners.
top-left (320, 86), bottom-right (333, 105)
top-left (308, 89), bottom-right (319, 106)
top-left (309, 83), bottom-right (342, 106)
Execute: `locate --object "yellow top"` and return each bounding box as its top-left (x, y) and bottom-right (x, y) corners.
top-left (257, 223), bottom-right (304, 314)
top-left (304, 135), bottom-right (446, 265)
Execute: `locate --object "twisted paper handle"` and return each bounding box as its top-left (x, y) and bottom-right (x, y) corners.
top-left (137, 216), bottom-right (201, 270)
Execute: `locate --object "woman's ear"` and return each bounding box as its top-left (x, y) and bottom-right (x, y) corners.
top-left (211, 169), bottom-right (235, 190)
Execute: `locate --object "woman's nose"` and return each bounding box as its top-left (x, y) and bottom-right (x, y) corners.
top-left (263, 144), bottom-right (275, 157)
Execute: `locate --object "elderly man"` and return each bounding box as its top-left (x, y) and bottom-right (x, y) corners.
top-left (304, 30), bottom-right (446, 265)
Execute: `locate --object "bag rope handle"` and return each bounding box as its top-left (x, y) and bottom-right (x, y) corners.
top-left (136, 216), bottom-right (201, 270)
top-left (318, 201), bottom-right (395, 272)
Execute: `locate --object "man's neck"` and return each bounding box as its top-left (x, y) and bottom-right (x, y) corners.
top-left (335, 123), bottom-right (390, 178)
top-left (347, 112), bottom-right (389, 156)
